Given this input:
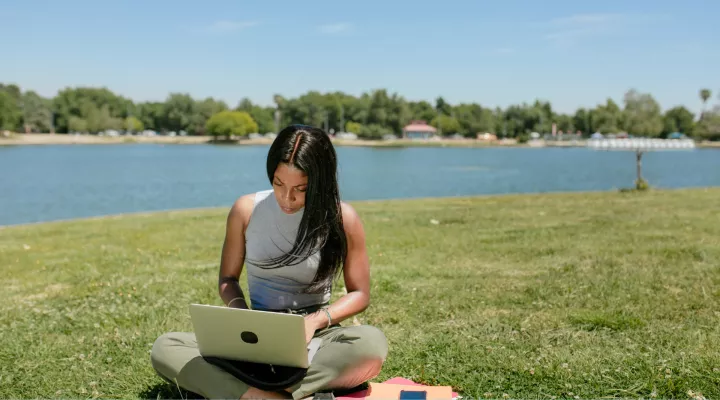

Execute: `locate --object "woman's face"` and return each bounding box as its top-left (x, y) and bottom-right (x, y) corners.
top-left (272, 162), bottom-right (308, 214)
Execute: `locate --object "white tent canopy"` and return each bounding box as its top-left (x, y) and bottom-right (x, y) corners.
top-left (587, 138), bottom-right (695, 151)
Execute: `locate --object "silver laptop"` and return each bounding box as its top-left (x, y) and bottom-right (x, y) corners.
top-left (189, 303), bottom-right (321, 368)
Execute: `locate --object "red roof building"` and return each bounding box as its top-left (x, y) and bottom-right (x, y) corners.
top-left (402, 120), bottom-right (437, 139)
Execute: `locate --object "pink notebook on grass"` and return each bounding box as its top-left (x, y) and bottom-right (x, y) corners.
top-left (336, 377), bottom-right (459, 399)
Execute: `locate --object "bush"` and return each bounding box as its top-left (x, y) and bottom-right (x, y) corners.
top-left (205, 111), bottom-right (258, 141)
top-left (345, 121), bottom-right (362, 134)
top-left (358, 124), bottom-right (392, 140)
top-left (635, 178), bottom-right (650, 191)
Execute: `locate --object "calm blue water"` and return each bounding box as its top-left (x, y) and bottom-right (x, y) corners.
top-left (1, 144), bottom-right (719, 226)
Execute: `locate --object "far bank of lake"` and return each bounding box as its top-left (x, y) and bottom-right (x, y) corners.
top-left (3, 133), bottom-right (720, 149)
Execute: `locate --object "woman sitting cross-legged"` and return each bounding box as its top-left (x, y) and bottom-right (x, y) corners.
top-left (150, 125), bottom-right (389, 399)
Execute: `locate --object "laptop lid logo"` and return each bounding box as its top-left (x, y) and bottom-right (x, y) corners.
top-left (241, 331), bottom-right (259, 344)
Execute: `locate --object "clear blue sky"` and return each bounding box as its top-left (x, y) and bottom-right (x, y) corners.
top-left (3, 0), bottom-right (719, 114)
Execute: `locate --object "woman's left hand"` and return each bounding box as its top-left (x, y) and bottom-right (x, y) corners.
top-left (303, 314), bottom-right (320, 343)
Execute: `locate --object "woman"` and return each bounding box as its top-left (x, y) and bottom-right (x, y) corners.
top-left (150, 125), bottom-right (388, 400)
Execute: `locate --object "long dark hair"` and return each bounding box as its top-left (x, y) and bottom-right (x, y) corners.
top-left (252, 124), bottom-right (347, 294)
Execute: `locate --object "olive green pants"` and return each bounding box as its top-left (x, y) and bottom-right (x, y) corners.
top-left (150, 324), bottom-right (388, 400)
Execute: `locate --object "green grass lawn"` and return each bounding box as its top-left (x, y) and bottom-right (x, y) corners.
top-left (2, 188), bottom-right (720, 399)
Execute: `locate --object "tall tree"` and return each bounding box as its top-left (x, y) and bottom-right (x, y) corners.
top-left (235, 98), bottom-right (275, 133)
top-left (435, 96), bottom-right (452, 116)
top-left (453, 103), bottom-right (483, 136)
top-left (531, 100), bottom-right (554, 133)
top-left (386, 93), bottom-right (411, 134)
top-left (162, 93), bottom-right (197, 133)
top-left (695, 106), bottom-right (720, 141)
top-left (431, 114), bottom-right (461, 136)
top-left (622, 89), bottom-right (663, 137)
top-left (21, 91), bottom-right (53, 133)
top-left (555, 114), bottom-right (574, 133)
top-left (409, 101), bottom-right (437, 124)
top-left (85, 104), bottom-right (123, 133)
top-left (592, 99), bottom-right (623, 133)
top-left (137, 102), bottom-right (165, 132)
top-left (67, 116), bottom-right (88, 133)
top-left (0, 89), bottom-right (22, 131)
top-left (192, 97), bottom-right (228, 135)
top-left (0, 83), bottom-right (23, 132)
top-left (52, 87), bottom-right (129, 133)
top-left (573, 108), bottom-right (590, 135)
top-left (700, 89), bottom-right (711, 118)
top-left (367, 89), bottom-right (391, 128)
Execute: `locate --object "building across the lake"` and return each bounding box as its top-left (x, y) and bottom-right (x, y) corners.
top-left (402, 120), bottom-right (437, 139)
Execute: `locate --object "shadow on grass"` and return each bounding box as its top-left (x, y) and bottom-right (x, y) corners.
top-left (139, 381), bottom-right (369, 399)
top-left (139, 382), bottom-right (203, 400)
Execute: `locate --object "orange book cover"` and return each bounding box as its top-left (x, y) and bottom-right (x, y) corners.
top-left (365, 382), bottom-right (453, 399)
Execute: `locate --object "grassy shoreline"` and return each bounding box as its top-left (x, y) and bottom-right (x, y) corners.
top-left (3, 133), bottom-right (719, 149)
top-left (2, 188), bottom-right (720, 398)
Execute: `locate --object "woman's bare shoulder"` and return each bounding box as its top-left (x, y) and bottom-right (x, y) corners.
top-left (340, 202), bottom-right (364, 231)
top-left (228, 193), bottom-right (257, 229)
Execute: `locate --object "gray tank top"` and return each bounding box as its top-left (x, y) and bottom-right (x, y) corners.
top-left (244, 189), bottom-right (331, 310)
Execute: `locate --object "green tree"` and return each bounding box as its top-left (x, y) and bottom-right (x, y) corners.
top-left (280, 91), bottom-right (331, 128)
top-left (85, 104), bottom-right (123, 133)
top-left (592, 99), bottom-right (623, 133)
top-left (137, 102), bottom-right (165, 132)
top-left (205, 111), bottom-right (258, 141)
top-left (125, 116), bottom-right (144, 132)
top-left (695, 108), bottom-right (720, 141)
top-left (252, 107), bottom-right (275, 133)
top-left (358, 124), bottom-right (392, 139)
top-left (573, 108), bottom-right (591, 135)
top-left (0, 84), bottom-right (21, 99)
top-left (435, 96), bottom-right (452, 115)
top-left (476, 108), bottom-right (496, 134)
top-left (386, 93), bottom-right (411, 134)
top-left (529, 100), bottom-right (554, 134)
top-left (163, 93), bottom-right (197, 133)
top-left (555, 114), bottom-right (575, 133)
top-left (409, 101), bottom-right (437, 123)
top-left (21, 91), bottom-right (53, 133)
top-left (502, 105), bottom-right (530, 137)
top-left (367, 89), bottom-right (391, 128)
top-left (431, 114), bottom-right (461, 135)
top-left (453, 103), bottom-right (495, 136)
top-left (622, 89), bottom-right (663, 137)
top-left (68, 116), bottom-right (88, 133)
top-left (662, 106), bottom-right (695, 137)
top-left (235, 98), bottom-right (273, 133)
top-left (0, 90), bottom-right (21, 131)
top-left (192, 97), bottom-right (228, 135)
top-left (52, 87), bottom-right (130, 133)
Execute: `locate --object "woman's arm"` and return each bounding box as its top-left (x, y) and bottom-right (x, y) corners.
top-left (307, 202), bottom-right (371, 330)
top-left (218, 194), bottom-right (255, 309)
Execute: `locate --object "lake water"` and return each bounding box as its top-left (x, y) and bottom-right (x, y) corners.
top-left (1, 144), bottom-right (719, 226)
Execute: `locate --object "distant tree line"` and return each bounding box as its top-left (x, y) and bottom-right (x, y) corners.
top-left (1, 83), bottom-right (719, 141)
